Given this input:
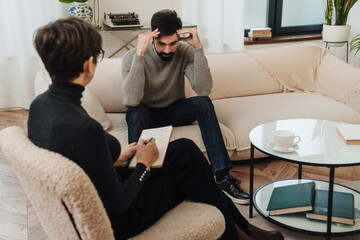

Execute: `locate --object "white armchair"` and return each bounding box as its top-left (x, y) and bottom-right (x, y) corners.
top-left (0, 126), bottom-right (225, 240)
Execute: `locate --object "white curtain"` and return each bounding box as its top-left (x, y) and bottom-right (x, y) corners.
top-left (0, 0), bottom-right (67, 110)
top-left (181, 0), bottom-right (244, 53)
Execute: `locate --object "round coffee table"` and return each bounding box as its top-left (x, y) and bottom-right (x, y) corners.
top-left (248, 119), bottom-right (360, 239)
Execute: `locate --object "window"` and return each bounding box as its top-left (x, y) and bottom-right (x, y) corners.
top-left (244, 0), bottom-right (326, 36)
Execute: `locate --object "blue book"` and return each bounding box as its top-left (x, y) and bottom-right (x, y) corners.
top-left (306, 189), bottom-right (355, 225)
top-left (267, 182), bottom-right (315, 215)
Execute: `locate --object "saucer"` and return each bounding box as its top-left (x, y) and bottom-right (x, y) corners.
top-left (269, 142), bottom-right (298, 153)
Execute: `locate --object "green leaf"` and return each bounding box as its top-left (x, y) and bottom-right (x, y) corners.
top-left (332, 0), bottom-right (359, 25)
top-left (350, 34), bottom-right (360, 55)
top-left (325, 0), bottom-right (333, 25)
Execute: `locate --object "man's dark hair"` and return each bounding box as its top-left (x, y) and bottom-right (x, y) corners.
top-left (151, 9), bottom-right (182, 37)
top-left (34, 17), bottom-right (102, 83)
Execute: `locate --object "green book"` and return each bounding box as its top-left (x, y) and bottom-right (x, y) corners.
top-left (306, 189), bottom-right (355, 225)
top-left (267, 182), bottom-right (315, 216)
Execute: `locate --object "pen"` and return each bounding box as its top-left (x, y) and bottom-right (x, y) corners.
top-left (144, 137), bottom-right (153, 145)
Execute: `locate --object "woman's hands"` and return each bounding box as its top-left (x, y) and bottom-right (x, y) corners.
top-left (114, 142), bottom-right (137, 168)
top-left (136, 138), bottom-right (159, 170)
top-left (114, 139), bottom-right (159, 170)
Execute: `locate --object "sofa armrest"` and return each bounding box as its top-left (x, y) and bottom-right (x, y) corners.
top-left (130, 201), bottom-right (225, 240)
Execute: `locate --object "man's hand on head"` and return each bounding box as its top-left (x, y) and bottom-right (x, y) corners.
top-left (136, 29), bottom-right (160, 56)
top-left (177, 28), bottom-right (202, 49)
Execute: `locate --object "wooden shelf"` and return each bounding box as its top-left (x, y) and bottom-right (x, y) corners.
top-left (244, 33), bottom-right (322, 45)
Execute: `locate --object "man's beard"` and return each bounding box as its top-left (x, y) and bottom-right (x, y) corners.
top-left (153, 43), bottom-right (175, 61)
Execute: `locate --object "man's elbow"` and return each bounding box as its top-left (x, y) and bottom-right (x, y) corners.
top-left (122, 98), bottom-right (141, 107)
top-left (198, 84), bottom-right (213, 96)
top-left (196, 88), bottom-right (212, 97)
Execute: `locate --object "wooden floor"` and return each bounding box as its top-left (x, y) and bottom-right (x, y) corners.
top-left (1, 110), bottom-right (360, 239)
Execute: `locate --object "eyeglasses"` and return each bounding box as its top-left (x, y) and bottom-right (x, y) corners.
top-left (97, 49), bottom-right (105, 62)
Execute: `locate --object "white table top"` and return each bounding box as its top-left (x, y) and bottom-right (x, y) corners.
top-left (249, 119), bottom-right (360, 166)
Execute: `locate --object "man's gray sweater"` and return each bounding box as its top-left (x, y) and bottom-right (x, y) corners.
top-left (121, 41), bottom-right (213, 108)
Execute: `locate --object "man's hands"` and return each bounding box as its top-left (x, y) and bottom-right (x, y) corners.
top-left (136, 28), bottom-right (160, 56)
top-left (135, 27), bottom-right (202, 57)
top-left (177, 28), bottom-right (202, 49)
top-left (136, 138), bottom-right (159, 170)
top-left (114, 142), bottom-right (137, 168)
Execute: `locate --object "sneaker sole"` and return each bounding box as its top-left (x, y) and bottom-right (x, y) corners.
top-left (222, 190), bottom-right (250, 205)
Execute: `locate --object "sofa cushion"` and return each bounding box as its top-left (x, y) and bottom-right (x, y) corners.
top-left (106, 113), bottom-right (237, 158)
top-left (213, 92), bottom-right (360, 158)
top-left (185, 51), bottom-right (282, 100)
top-left (88, 58), bottom-right (127, 113)
top-left (245, 43), bottom-right (324, 93)
top-left (34, 69), bottom-right (111, 130)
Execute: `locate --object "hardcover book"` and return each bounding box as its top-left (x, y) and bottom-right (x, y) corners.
top-left (335, 124), bottom-right (360, 145)
top-left (267, 182), bottom-right (315, 216)
top-left (305, 189), bottom-right (355, 225)
top-left (129, 125), bottom-right (173, 169)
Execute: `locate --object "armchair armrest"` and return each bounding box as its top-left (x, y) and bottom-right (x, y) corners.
top-left (130, 201), bottom-right (225, 240)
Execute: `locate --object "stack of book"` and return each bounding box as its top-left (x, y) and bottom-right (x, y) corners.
top-left (247, 27), bottom-right (272, 40)
top-left (267, 182), bottom-right (360, 225)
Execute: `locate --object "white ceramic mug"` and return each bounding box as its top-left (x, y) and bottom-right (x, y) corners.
top-left (273, 130), bottom-right (301, 151)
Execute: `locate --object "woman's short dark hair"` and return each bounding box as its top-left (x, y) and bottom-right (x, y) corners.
top-left (34, 17), bottom-right (102, 83)
top-left (151, 9), bottom-right (182, 37)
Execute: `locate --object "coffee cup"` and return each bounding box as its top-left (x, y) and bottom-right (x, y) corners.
top-left (273, 130), bottom-right (301, 151)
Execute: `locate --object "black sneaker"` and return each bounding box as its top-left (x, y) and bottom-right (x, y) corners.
top-left (216, 174), bottom-right (250, 205)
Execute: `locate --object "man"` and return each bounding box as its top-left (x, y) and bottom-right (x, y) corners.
top-left (122, 9), bottom-right (249, 204)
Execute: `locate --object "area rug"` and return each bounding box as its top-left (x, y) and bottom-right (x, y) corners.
top-left (236, 181), bottom-right (360, 240)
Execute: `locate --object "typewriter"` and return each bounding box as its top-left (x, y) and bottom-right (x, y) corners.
top-left (104, 12), bottom-right (143, 28)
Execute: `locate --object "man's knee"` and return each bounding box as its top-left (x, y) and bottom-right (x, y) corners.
top-left (127, 103), bottom-right (149, 115)
top-left (126, 103), bottom-right (150, 121)
top-left (193, 96), bottom-right (214, 114)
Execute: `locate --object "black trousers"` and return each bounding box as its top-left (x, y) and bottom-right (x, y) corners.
top-left (112, 139), bottom-right (249, 239)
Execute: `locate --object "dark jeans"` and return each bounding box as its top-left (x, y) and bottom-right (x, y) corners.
top-left (113, 139), bottom-right (249, 239)
top-left (126, 96), bottom-right (233, 173)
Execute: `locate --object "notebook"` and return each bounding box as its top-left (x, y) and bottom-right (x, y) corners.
top-left (129, 125), bottom-right (173, 169)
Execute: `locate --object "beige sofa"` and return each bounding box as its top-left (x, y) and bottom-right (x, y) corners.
top-left (35, 43), bottom-right (360, 161)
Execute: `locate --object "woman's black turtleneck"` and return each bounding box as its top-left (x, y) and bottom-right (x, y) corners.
top-left (28, 82), bottom-right (150, 218)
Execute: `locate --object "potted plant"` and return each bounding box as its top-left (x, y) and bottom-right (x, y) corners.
top-left (59, 0), bottom-right (93, 23)
top-left (350, 34), bottom-right (360, 55)
top-left (322, 0), bottom-right (359, 43)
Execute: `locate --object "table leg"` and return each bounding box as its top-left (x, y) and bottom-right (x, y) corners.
top-left (249, 143), bottom-right (254, 218)
top-left (346, 41), bottom-right (349, 63)
top-left (107, 31), bottom-right (145, 58)
top-left (298, 163), bottom-right (302, 179)
top-left (326, 167), bottom-right (335, 240)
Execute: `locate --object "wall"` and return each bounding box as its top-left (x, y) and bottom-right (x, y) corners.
top-left (95, 0), bottom-right (183, 26)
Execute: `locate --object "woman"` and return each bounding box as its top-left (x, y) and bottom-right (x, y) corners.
top-left (28, 17), bottom-right (283, 240)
